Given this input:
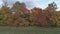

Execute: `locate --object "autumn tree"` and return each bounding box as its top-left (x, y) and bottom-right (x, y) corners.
top-left (45, 2), bottom-right (60, 27)
top-left (0, 3), bottom-right (9, 26)
top-left (6, 1), bottom-right (30, 26)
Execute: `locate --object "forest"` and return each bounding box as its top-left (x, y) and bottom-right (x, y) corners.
top-left (0, 1), bottom-right (60, 27)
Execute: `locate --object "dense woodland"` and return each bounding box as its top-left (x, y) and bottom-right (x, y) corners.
top-left (0, 1), bottom-right (60, 27)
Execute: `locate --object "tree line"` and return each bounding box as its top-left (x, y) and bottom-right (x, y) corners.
top-left (0, 1), bottom-right (60, 27)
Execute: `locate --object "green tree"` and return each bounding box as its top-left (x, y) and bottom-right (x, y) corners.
top-left (48, 2), bottom-right (58, 10)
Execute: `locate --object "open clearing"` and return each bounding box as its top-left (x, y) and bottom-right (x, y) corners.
top-left (0, 26), bottom-right (60, 34)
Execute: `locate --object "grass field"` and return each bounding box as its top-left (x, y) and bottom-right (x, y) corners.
top-left (0, 26), bottom-right (60, 34)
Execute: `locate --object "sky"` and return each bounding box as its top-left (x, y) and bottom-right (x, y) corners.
top-left (0, 0), bottom-right (60, 10)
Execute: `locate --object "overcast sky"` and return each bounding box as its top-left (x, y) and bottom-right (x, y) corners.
top-left (0, 0), bottom-right (60, 10)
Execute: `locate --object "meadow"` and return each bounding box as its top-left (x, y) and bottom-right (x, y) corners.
top-left (0, 26), bottom-right (60, 34)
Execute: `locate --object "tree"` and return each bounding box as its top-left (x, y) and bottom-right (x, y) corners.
top-left (48, 2), bottom-right (58, 10)
top-left (12, 1), bottom-right (26, 9)
top-left (45, 3), bottom-right (59, 27)
top-left (0, 7), bottom-right (9, 26)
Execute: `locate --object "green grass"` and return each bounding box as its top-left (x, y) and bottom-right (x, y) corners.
top-left (0, 26), bottom-right (60, 34)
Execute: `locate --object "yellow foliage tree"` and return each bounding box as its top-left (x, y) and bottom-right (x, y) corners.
top-left (45, 6), bottom-right (60, 26)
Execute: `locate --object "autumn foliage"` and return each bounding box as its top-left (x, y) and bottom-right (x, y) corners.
top-left (0, 1), bottom-right (60, 27)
